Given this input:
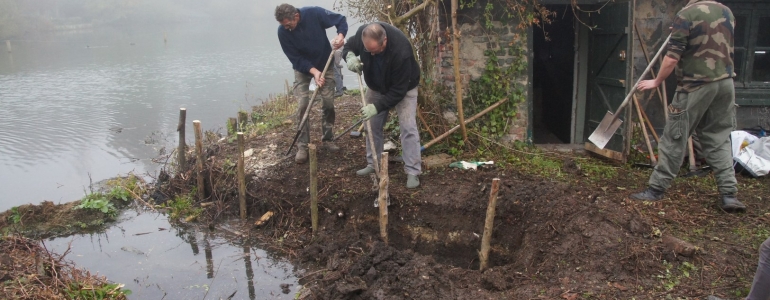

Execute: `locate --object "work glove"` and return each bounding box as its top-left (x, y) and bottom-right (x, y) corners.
top-left (346, 52), bottom-right (362, 73)
top-left (360, 104), bottom-right (378, 120)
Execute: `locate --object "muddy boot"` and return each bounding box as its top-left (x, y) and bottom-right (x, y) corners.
top-left (322, 141), bottom-right (340, 152)
top-left (406, 174), bottom-right (420, 189)
top-left (706, 296), bottom-right (725, 300)
top-left (629, 187), bottom-right (664, 201)
top-left (720, 194), bottom-right (746, 213)
top-left (295, 148), bottom-right (308, 164)
top-left (356, 166), bottom-right (375, 176)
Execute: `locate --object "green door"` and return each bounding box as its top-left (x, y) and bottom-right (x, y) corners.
top-left (583, 0), bottom-right (632, 160)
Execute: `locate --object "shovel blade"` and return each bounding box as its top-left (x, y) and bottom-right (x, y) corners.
top-left (588, 111), bottom-right (624, 149)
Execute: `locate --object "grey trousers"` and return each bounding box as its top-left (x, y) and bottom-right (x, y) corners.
top-left (293, 70), bottom-right (336, 148)
top-left (747, 236), bottom-right (770, 300)
top-left (364, 87), bottom-right (422, 176)
top-left (649, 79), bottom-right (737, 194)
top-left (334, 66), bottom-right (344, 96)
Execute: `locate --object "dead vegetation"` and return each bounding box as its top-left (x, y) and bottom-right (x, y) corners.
top-left (0, 235), bottom-right (131, 300)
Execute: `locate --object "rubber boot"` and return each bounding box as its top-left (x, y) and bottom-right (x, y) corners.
top-left (406, 174), bottom-right (420, 189)
top-left (356, 166), bottom-right (375, 176)
top-left (721, 194), bottom-right (746, 213)
top-left (295, 148), bottom-right (308, 164)
top-left (629, 187), bottom-right (664, 201)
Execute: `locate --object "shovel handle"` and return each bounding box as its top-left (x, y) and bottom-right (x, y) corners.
top-left (285, 50), bottom-right (336, 155)
top-left (605, 33), bottom-right (672, 128)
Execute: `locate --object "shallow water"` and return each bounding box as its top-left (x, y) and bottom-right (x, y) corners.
top-left (47, 210), bottom-right (298, 299)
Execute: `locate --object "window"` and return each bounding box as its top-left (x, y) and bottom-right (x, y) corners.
top-left (725, 2), bottom-right (770, 105)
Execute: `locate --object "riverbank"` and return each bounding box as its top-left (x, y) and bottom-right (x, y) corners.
top-left (158, 93), bottom-right (770, 299)
top-left (3, 93), bottom-right (770, 299)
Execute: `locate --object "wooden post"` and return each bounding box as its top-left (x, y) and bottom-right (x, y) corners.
top-left (687, 137), bottom-right (697, 172)
top-left (177, 108), bottom-right (187, 172)
top-left (451, 0), bottom-right (468, 145)
top-left (309, 144), bottom-right (319, 233)
top-left (238, 111), bottom-right (249, 131)
top-left (5, 40), bottom-right (10, 53)
top-left (479, 178), bottom-right (501, 271)
top-left (378, 152), bottom-right (389, 244)
top-left (193, 121), bottom-right (205, 201)
top-left (634, 95), bottom-right (657, 166)
top-left (164, 32), bottom-right (167, 44)
top-left (237, 132), bottom-right (247, 219)
top-left (228, 118), bottom-right (237, 136)
top-left (285, 79), bottom-right (291, 101)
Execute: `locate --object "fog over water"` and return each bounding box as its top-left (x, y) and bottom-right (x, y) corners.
top-left (0, 0), bottom-right (361, 210)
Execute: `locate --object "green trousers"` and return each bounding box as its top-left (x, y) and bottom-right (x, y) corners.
top-left (648, 78), bottom-right (737, 194)
top-left (293, 69), bottom-right (336, 148)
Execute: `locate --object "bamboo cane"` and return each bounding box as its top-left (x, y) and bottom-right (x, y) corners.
top-left (634, 95), bottom-right (657, 166)
top-left (422, 98), bottom-right (508, 150)
top-left (451, 0), bottom-right (468, 145)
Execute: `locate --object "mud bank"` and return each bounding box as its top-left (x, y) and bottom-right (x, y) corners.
top-left (155, 94), bottom-right (770, 299)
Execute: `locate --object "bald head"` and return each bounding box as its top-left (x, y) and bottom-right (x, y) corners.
top-left (362, 23), bottom-right (387, 45)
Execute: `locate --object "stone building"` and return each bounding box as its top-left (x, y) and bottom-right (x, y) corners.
top-left (437, 0), bottom-right (770, 161)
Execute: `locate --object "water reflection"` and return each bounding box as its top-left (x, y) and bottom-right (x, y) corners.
top-left (47, 210), bottom-right (296, 299)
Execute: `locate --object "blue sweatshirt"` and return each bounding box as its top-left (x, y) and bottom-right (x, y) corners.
top-left (277, 6), bottom-right (348, 75)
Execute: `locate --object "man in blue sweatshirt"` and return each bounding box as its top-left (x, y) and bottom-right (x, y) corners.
top-left (275, 3), bottom-right (347, 164)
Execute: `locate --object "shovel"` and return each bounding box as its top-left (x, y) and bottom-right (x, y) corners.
top-left (588, 33), bottom-right (672, 149)
top-left (332, 117), bottom-right (366, 141)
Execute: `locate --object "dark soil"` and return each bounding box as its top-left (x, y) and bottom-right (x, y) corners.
top-left (6, 94), bottom-right (769, 299)
top-left (154, 94), bottom-right (770, 299)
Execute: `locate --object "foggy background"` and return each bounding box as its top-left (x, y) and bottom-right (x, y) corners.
top-left (0, 0), bottom-right (363, 209)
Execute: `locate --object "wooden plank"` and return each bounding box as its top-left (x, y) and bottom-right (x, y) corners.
top-left (585, 142), bottom-right (625, 162)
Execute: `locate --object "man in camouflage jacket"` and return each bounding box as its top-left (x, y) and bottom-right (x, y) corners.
top-left (630, 0), bottom-right (746, 213)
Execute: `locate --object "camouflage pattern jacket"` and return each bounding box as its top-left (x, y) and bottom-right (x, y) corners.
top-left (667, 0), bottom-right (735, 92)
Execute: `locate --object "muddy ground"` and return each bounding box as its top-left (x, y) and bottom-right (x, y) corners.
top-left (4, 94), bottom-right (770, 299)
top-left (150, 94), bottom-right (770, 300)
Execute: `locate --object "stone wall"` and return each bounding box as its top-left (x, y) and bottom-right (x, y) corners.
top-left (435, 21), bottom-right (531, 143)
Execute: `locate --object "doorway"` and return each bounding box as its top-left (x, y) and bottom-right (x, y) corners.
top-left (532, 5), bottom-right (575, 144)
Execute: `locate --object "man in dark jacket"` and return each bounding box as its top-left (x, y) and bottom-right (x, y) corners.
top-left (343, 22), bottom-right (422, 188)
top-left (275, 3), bottom-right (347, 164)
top-left (630, 0), bottom-right (745, 212)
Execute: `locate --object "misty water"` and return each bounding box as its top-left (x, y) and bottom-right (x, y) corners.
top-left (1, 0), bottom-right (360, 297)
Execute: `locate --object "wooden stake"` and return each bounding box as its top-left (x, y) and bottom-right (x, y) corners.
top-left (237, 132), bottom-right (247, 219)
top-left (5, 40), bottom-right (10, 53)
top-left (238, 111), bottom-right (249, 131)
top-left (193, 120), bottom-right (205, 201)
top-left (309, 144), bottom-right (319, 233)
top-left (479, 178), bottom-right (501, 271)
top-left (177, 108), bottom-right (187, 172)
top-left (634, 95), bottom-right (657, 166)
top-left (228, 118), bottom-right (237, 136)
top-left (688, 137), bottom-right (697, 172)
top-left (637, 100), bottom-right (660, 143)
top-left (451, 0), bottom-right (468, 145)
top-left (378, 152), bottom-right (389, 244)
top-left (164, 32), bottom-right (167, 44)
